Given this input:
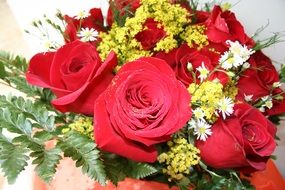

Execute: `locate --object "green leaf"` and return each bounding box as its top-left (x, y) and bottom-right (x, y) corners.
top-left (0, 135), bottom-right (29, 184)
top-left (6, 77), bottom-right (55, 104)
top-left (0, 108), bottom-right (32, 136)
top-left (33, 147), bottom-right (62, 182)
top-left (176, 177), bottom-right (191, 190)
top-left (57, 131), bottom-right (107, 185)
top-left (0, 61), bottom-right (7, 79)
top-left (0, 95), bottom-right (55, 131)
top-left (103, 153), bottom-right (128, 185)
top-left (0, 51), bottom-right (27, 73)
top-left (126, 161), bottom-right (158, 179)
top-left (280, 64), bottom-right (285, 83)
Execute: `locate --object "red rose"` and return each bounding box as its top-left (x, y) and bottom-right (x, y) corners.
top-left (135, 18), bottom-right (167, 50)
top-left (196, 103), bottom-right (276, 172)
top-left (155, 44), bottom-right (228, 86)
top-left (205, 6), bottom-right (250, 44)
top-left (237, 51), bottom-right (280, 101)
top-left (94, 57), bottom-right (191, 162)
top-left (64, 8), bottom-right (105, 43)
top-left (26, 40), bottom-right (117, 114)
top-left (107, 0), bottom-right (140, 26)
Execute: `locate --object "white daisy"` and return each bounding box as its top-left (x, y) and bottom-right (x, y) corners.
top-left (193, 108), bottom-right (205, 120)
top-left (75, 10), bottom-right (90, 20)
top-left (219, 51), bottom-right (242, 70)
top-left (193, 120), bottom-right (212, 141)
top-left (78, 28), bottom-right (98, 42)
top-left (227, 40), bottom-right (255, 62)
top-left (244, 94), bottom-right (253, 102)
top-left (217, 97), bottom-right (234, 119)
top-left (196, 62), bottom-right (209, 81)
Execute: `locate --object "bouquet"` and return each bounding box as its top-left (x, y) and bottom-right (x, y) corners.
top-left (0, 0), bottom-right (284, 189)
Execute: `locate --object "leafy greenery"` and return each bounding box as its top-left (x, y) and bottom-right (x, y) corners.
top-left (32, 147), bottom-right (62, 182)
top-left (0, 135), bottom-right (29, 184)
top-left (0, 51), bottom-right (27, 74)
top-left (57, 131), bottom-right (107, 185)
top-left (253, 32), bottom-right (284, 51)
top-left (280, 64), bottom-right (285, 83)
top-left (0, 95), bottom-right (55, 131)
top-left (126, 161), bottom-right (158, 179)
top-left (103, 153), bottom-right (128, 185)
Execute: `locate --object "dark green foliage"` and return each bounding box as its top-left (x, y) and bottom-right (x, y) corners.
top-left (103, 154), bottom-right (128, 185)
top-left (126, 161), bottom-right (158, 179)
top-left (32, 147), bottom-right (62, 182)
top-left (57, 131), bottom-right (107, 185)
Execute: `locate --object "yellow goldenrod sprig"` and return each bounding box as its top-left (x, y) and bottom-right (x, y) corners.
top-left (63, 116), bottom-right (94, 140)
top-left (158, 137), bottom-right (200, 181)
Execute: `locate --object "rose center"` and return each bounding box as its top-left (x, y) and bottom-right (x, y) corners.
top-left (69, 58), bottom-right (87, 73)
top-left (242, 125), bottom-right (256, 142)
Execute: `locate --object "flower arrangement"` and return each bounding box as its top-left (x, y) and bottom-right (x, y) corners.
top-left (0, 0), bottom-right (284, 189)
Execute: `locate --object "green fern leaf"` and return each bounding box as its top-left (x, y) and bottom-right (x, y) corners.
top-left (32, 147), bottom-right (62, 182)
top-left (103, 153), bottom-right (127, 185)
top-left (0, 135), bottom-right (29, 184)
top-left (57, 131), bottom-right (107, 185)
top-left (0, 95), bottom-right (55, 131)
top-left (127, 161), bottom-right (158, 179)
top-left (0, 51), bottom-right (27, 73)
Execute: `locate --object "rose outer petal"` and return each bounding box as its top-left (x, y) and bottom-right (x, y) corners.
top-left (26, 52), bottom-right (55, 88)
top-left (94, 94), bottom-right (157, 163)
top-left (52, 51), bottom-right (117, 114)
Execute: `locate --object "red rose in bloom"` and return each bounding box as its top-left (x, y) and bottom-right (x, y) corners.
top-left (155, 44), bottom-right (229, 86)
top-left (107, 0), bottom-right (140, 26)
top-left (135, 18), bottom-right (167, 50)
top-left (205, 5), bottom-right (251, 44)
top-left (64, 8), bottom-right (105, 43)
top-left (94, 57), bottom-right (191, 162)
top-left (196, 103), bottom-right (276, 172)
top-left (26, 40), bottom-right (117, 114)
top-left (237, 51), bottom-right (282, 100)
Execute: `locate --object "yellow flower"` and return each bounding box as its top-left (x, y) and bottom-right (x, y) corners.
top-left (63, 117), bottom-right (94, 139)
top-left (158, 137), bottom-right (200, 181)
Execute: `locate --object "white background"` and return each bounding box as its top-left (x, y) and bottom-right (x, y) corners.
top-left (2, 0), bottom-right (285, 189)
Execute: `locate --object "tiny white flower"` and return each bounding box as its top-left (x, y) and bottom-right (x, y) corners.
top-left (220, 52), bottom-right (243, 69)
top-left (78, 28), bottom-right (98, 42)
top-left (43, 39), bottom-right (57, 51)
top-left (242, 62), bottom-right (250, 70)
top-left (261, 96), bottom-right (273, 109)
top-left (217, 97), bottom-right (234, 119)
top-left (244, 94), bottom-right (253, 102)
top-left (75, 10), bottom-right (90, 20)
top-left (188, 119), bottom-right (196, 129)
top-left (193, 108), bottom-right (205, 120)
top-left (227, 40), bottom-right (255, 62)
top-left (193, 120), bottom-right (212, 141)
top-left (187, 62), bottom-right (193, 71)
top-left (196, 62), bottom-right (209, 81)
top-left (264, 100), bottom-right (273, 109)
top-left (261, 96), bottom-right (270, 102)
top-left (259, 107), bottom-right (265, 112)
top-left (273, 82), bottom-right (282, 88)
